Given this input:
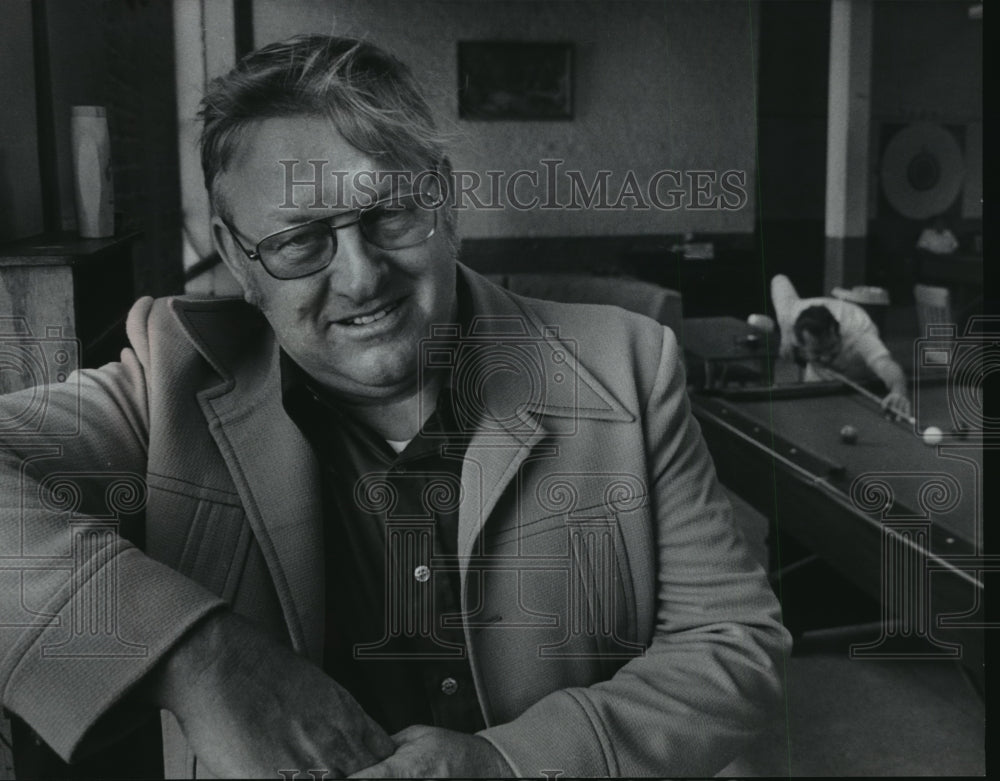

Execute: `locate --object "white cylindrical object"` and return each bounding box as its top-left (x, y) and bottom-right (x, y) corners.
top-left (71, 105), bottom-right (115, 238)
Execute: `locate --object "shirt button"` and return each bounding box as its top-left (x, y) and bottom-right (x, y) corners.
top-left (440, 677), bottom-right (459, 695)
top-left (414, 565), bottom-right (431, 583)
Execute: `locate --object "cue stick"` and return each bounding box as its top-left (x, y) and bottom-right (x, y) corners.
top-left (813, 366), bottom-right (917, 426)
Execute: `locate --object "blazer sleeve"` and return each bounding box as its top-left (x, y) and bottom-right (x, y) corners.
top-left (0, 297), bottom-right (226, 762)
top-left (478, 326), bottom-right (791, 777)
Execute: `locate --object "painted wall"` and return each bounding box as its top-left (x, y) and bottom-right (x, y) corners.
top-left (756, 0), bottom-right (830, 222)
top-left (253, 0), bottom-right (760, 238)
top-left (871, 0), bottom-right (982, 220)
top-left (756, 0), bottom-right (981, 224)
top-left (0, 0), bottom-right (44, 242)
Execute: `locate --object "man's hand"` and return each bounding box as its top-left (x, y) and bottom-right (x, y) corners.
top-left (143, 611), bottom-right (396, 778)
top-left (870, 355), bottom-right (912, 421)
top-left (348, 725), bottom-right (513, 778)
top-left (881, 390), bottom-right (912, 420)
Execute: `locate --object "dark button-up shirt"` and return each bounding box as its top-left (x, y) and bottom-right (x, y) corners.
top-left (281, 309), bottom-right (485, 735)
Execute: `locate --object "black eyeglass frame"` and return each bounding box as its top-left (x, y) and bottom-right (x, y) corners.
top-left (223, 189), bottom-right (447, 280)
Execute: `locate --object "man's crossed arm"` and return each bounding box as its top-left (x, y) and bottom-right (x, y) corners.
top-left (142, 610), bottom-right (511, 778)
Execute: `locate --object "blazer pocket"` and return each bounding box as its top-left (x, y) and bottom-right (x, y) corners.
top-left (146, 474), bottom-right (251, 603)
top-left (484, 506), bottom-right (646, 664)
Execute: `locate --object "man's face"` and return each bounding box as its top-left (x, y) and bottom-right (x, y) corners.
top-left (213, 115), bottom-right (457, 402)
top-left (799, 328), bottom-right (842, 365)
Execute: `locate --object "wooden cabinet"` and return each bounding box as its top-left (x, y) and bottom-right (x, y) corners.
top-left (0, 232), bottom-right (138, 395)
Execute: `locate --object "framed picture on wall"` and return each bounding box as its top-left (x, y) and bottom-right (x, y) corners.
top-left (458, 41), bottom-right (573, 120)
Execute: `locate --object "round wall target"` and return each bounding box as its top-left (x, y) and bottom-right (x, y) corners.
top-left (880, 122), bottom-right (964, 220)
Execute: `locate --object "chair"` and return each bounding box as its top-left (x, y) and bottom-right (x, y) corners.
top-left (484, 272), bottom-right (684, 340)
top-left (913, 283), bottom-right (953, 335)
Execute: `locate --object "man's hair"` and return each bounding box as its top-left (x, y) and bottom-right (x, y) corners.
top-left (198, 34), bottom-right (447, 218)
top-left (793, 305), bottom-right (840, 342)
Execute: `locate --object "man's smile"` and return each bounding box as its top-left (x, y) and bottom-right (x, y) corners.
top-left (330, 296), bottom-right (408, 334)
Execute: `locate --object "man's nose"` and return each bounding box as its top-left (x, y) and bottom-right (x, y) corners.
top-left (329, 226), bottom-right (384, 301)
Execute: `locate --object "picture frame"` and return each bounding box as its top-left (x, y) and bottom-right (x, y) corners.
top-left (458, 41), bottom-right (574, 120)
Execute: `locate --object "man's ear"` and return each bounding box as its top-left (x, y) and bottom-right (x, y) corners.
top-left (433, 156), bottom-right (459, 250)
top-left (211, 215), bottom-right (253, 294)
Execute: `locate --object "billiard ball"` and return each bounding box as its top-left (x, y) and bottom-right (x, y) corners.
top-left (922, 426), bottom-right (944, 446)
top-left (840, 425), bottom-right (858, 444)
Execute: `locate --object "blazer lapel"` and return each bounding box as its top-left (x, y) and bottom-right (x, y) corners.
top-left (171, 299), bottom-right (325, 663)
top-left (457, 430), bottom-right (545, 569)
top-left (455, 266), bottom-right (636, 567)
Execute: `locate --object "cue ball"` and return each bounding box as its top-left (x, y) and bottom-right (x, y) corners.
top-left (922, 426), bottom-right (944, 446)
top-left (840, 425), bottom-right (858, 444)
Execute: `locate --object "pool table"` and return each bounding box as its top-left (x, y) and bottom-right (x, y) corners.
top-left (691, 379), bottom-right (991, 682)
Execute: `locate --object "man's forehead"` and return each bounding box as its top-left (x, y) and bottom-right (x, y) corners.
top-left (801, 329), bottom-right (838, 346)
top-left (218, 115), bottom-right (410, 216)
top-left (229, 117), bottom-right (372, 177)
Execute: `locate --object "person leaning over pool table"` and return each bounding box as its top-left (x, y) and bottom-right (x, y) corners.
top-left (771, 274), bottom-right (912, 419)
top-left (0, 34), bottom-right (789, 779)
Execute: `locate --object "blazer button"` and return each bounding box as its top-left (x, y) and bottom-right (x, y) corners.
top-left (440, 677), bottom-right (459, 695)
top-left (414, 565), bottom-right (431, 583)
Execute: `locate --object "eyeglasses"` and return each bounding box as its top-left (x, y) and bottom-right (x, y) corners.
top-left (224, 189), bottom-right (446, 280)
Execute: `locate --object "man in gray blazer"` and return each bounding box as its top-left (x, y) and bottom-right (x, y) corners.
top-left (0, 35), bottom-right (789, 778)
